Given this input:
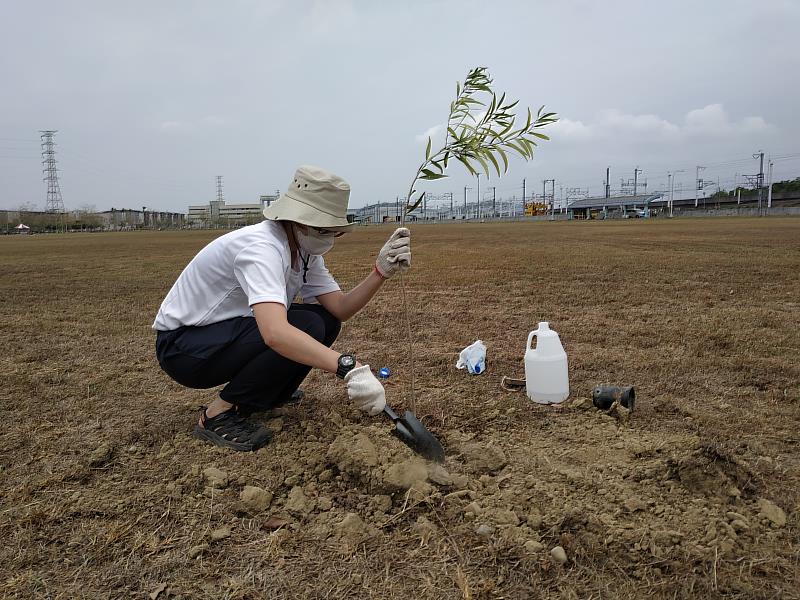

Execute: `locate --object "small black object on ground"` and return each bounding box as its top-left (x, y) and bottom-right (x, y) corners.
top-left (592, 385), bottom-right (635, 411)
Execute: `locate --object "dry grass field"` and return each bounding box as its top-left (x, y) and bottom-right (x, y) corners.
top-left (1, 217), bottom-right (799, 599)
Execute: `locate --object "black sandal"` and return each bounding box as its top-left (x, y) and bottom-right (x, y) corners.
top-left (193, 407), bottom-right (272, 452)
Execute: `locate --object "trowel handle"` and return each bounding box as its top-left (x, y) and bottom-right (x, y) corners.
top-left (383, 405), bottom-right (400, 422)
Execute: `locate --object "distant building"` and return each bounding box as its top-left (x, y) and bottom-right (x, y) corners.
top-left (98, 209), bottom-right (185, 229)
top-left (187, 195), bottom-right (278, 228)
top-left (260, 194), bottom-right (278, 207)
top-left (567, 194), bottom-right (664, 219)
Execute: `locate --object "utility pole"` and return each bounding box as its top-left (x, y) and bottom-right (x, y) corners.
top-left (491, 187), bottom-right (496, 217)
top-left (753, 150), bottom-right (764, 211)
top-left (695, 166), bottom-right (706, 207)
top-left (633, 167), bottom-right (642, 196)
top-left (40, 130), bottom-right (65, 231)
top-left (767, 159), bottom-right (774, 209)
top-left (476, 174), bottom-right (481, 219)
top-left (605, 167), bottom-right (610, 199)
top-left (542, 179), bottom-right (555, 216)
top-left (542, 179), bottom-right (547, 210)
top-left (667, 173), bottom-right (673, 217)
top-left (216, 175), bottom-right (224, 203)
top-left (464, 186), bottom-right (470, 219)
top-left (522, 178), bottom-right (526, 211)
top-left (667, 170), bottom-right (684, 217)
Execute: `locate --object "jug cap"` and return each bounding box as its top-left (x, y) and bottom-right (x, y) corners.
top-left (538, 321), bottom-right (550, 331)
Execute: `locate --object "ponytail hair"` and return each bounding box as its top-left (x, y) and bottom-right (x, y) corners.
top-left (281, 221), bottom-right (300, 269)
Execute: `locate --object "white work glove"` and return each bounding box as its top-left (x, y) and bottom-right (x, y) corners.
top-left (375, 227), bottom-right (411, 279)
top-left (344, 365), bottom-right (386, 416)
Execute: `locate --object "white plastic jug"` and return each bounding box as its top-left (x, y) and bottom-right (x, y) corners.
top-left (525, 322), bottom-right (569, 404)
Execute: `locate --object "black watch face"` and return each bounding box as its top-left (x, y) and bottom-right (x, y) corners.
top-left (340, 355), bottom-right (355, 368)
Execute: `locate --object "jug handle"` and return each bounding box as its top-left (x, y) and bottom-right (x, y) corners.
top-left (526, 330), bottom-right (537, 352)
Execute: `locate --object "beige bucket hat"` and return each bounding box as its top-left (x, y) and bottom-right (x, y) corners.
top-left (262, 165), bottom-right (354, 231)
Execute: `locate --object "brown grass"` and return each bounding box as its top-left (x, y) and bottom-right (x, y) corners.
top-left (1, 217), bottom-right (798, 599)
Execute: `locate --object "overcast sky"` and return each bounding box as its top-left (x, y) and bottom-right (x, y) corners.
top-left (1, 0), bottom-right (799, 212)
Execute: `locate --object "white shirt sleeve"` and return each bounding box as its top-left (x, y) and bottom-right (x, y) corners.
top-left (234, 241), bottom-right (290, 307)
top-left (301, 255), bottom-right (341, 303)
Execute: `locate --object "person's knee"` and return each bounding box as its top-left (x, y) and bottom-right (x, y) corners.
top-left (325, 317), bottom-right (341, 346)
top-left (300, 311), bottom-right (327, 342)
top-left (314, 306), bottom-right (341, 346)
top-left (289, 305), bottom-right (341, 346)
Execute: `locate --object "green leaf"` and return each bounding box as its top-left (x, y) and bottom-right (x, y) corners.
top-left (407, 191), bottom-right (425, 213)
top-left (420, 171), bottom-right (448, 180)
top-left (456, 155), bottom-right (477, 176)
top-left (532, 132), bottom-right (550, 140)
top-left (497, 146), bottom-right (509, 172)
top-left (520, 139), bottom-right (534, 156)
top-left (425, 136), bottom-right (431, 160)
top-left (473, 153), bottom-right (491, 177)
top-left (484, 150), bottom-right (501, 177)
top-left (505, 140), bottom-right (525, 157)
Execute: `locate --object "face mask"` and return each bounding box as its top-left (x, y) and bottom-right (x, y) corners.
top-left (294, 225), bottom-right (335, 256)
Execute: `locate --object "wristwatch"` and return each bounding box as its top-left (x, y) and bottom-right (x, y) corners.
top-left (336, 353), bottom-right (357, 379)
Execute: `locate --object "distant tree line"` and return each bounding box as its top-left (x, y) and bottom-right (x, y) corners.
top-left (711, 178), bottom-right (800, 199)
top-left (4, 202), bottom-right (103, 233)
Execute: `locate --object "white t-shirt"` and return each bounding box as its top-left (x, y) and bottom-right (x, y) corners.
top-left (152, 220), bottom-right (340, 331)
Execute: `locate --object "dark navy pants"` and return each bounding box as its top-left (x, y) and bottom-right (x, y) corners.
top-left (155, 304), bottom-right (341, 414)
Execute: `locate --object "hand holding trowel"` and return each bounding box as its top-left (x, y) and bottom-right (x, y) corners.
top-left (344, 364), bottom-right (445, 463)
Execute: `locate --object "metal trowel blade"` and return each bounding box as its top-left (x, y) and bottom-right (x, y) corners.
top-left (401, 410), bottom-right (445, 463)
top-left (382, 406), bottom-right (445, 463)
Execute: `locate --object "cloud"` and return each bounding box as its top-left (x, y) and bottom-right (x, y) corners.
top-left (549, 118), bottom-right (591, 140)
top-left (552, 104), bottom-right (772, 144)
top-left (415, 124), bottom-right (443, 143)
top-left (413, 111), bottom-right (487, 144)
top-left (684, 104), bottom-right (770, 135)
top-left (600, 109), bottom-right (682, 140)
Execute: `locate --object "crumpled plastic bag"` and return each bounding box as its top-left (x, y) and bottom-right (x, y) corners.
top-left (456, 340), bottom-right (487, 375)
